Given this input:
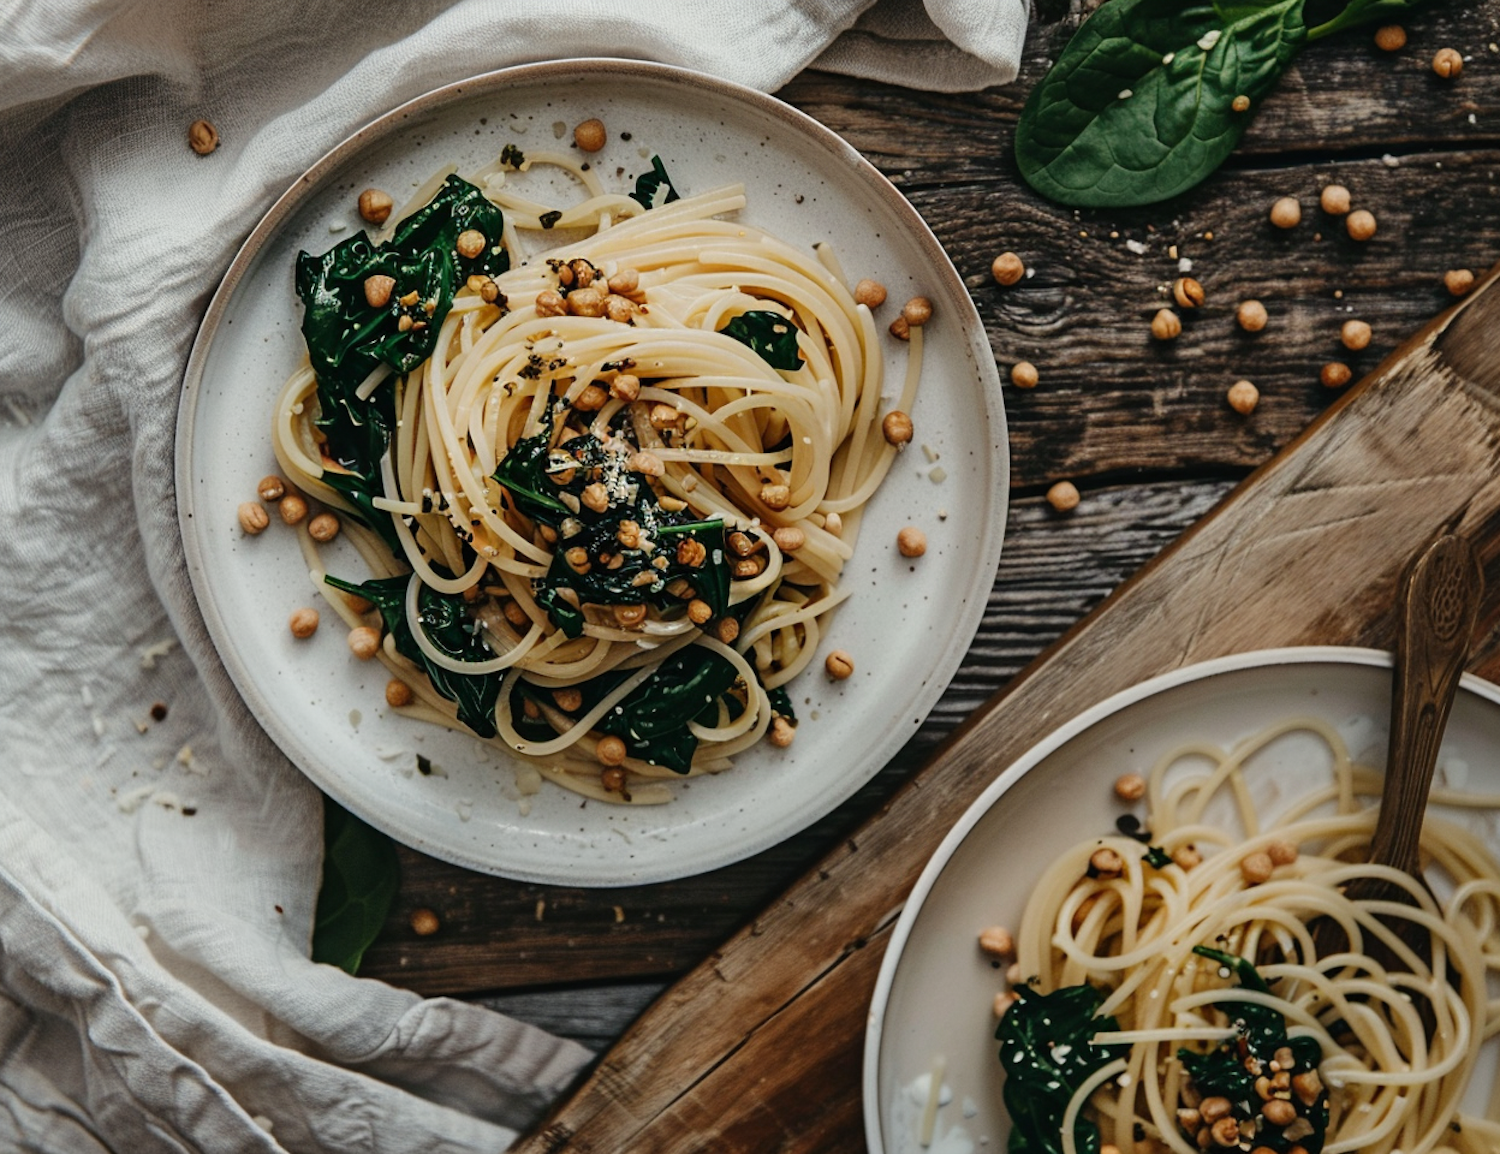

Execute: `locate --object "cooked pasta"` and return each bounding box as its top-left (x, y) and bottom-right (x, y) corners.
top-left (996, 718), bottom-right (1500, 1154)
top-left (271, 147), bottom-right (921, 804)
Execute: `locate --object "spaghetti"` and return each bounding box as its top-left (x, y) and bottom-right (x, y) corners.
top-left (272, 147), bottom-right (921, 804)
top-left (996, 718), bottom-right (1500, 1154)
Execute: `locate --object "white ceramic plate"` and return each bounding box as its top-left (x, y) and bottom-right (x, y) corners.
top-left (177, 60), bottom-right (1007, 886)
top-left (865, 647), bottom-right (1500, 1154)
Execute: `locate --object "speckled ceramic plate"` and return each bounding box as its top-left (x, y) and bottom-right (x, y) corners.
top-left (865, 647), bottom-right (1500, 1154)
top-left (177, 59), bottom-right (1007, 886)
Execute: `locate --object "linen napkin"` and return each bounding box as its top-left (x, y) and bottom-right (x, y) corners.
top-left (0, 0), bottom-right (1027, 1150)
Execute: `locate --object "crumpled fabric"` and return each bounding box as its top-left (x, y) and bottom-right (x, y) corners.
top-left (0, 0), bottom-right (1027, 1149)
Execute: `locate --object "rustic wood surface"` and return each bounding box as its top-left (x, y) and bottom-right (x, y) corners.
top-left (362, 3), bottom-right (1500, 1008)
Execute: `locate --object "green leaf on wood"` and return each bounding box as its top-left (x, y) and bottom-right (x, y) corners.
top-left (312, 797), bottom-right (399, 975)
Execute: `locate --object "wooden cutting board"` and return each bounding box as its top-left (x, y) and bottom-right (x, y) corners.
top-left (513, 263), bottom-right (1500, 1153)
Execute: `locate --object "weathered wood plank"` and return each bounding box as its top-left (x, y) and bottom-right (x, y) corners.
top-left (359, 479), bottom-right (1232, 992)
top-left (510, 272), bottom-right (1500, 1152)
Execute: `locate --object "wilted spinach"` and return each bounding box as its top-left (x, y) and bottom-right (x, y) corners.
top-left (629, 155), bottom-right (681, 210)
top-left (312, 797), bottom-right (399, 975)
top-left (1016, 0), bottom-right (1428, 207)
top-left (718, 310), bottom-right (804, 371)
top-left (997, 983), bottom-right (1129, 1154)
top-left (294, 175), bottom-right (509, 551)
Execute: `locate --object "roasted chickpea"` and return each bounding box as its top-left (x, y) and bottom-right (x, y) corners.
top-left (289, 607), bottom-right (319, 638)
top-left (358, 188), bottom-right (393, 225)
top-left (991, 251), bottom-right (1025, 286)
top-left (573, 118), bottom-right (607, 152)
top-left (854, 278), bottom-right (887, 308)
top-left (882, 410), bottom-right (914, 444)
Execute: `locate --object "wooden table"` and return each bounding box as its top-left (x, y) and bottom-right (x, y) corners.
top-left (358, 0), bottom-right (1500, 1133)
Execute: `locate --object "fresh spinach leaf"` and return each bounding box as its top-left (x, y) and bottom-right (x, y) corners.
top-left (1143, 845), bottom-right (1172, 868)
top-left (718, 310), bottom-right (803, 371)
top-left (1307, 0), bottom-right (1428, 40)
top-left (295, 175), bottom-right (508, 552)
top-left (324, 573), bottom-right (504, 738)
top-left (997, 984), bottom-right (1128, 1154)
top-left (312, 796), bottom-right (398, 975)
top-left (1015, 0), bottom-right (1307, 207)
top-left (629, 155), bottom-right (681, 210)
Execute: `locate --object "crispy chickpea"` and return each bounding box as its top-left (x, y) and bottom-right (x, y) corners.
top-left (889, 315), bottom-right (910, 341)
top-left (649, 402), bottom-right (681, 430)
top-left (772, 526), bottom-right (805, 552)
top-left (385, 680), bottom-right (413, 707)
top-left (535, 289), bottom-right (567, 317)
top-left (854, 278), bottom-right (887, 308)
top-left (896, 526), bottom-right (927, 557)
top-left (1090, 847), bottom-right (1124, 876)
top-left (727, 531), bottom-right (758, 557)
top-left (188, 119), bottom-right (219, 155)
top-left (1346, 209), bottom-right (1377, 242)
top-left (882, 410), bottom-right (914, 445)
top-left (503, 600), bottom-right (529, 628)
top-left (553, 686), bottom-right (583, 713)
top-left (616, 520), bottom-right (643, 549)
top-left (1341, 319), bottom-right (1372, 350)
top-left (1231, 95), bottom-right (1251, 113)
top-left (613, 603), bottom-right (648, 627)
top-left (676, 538), bottom-right (707, 567)
top-left (565, 546), bottom-right (591, 573)
top-left (238, 502), bottom-right (269, 535)
top-left (1172, 844), bottom-right (1202, 870)
top-left (1210, 1117), bottom-right (1241, 1147)
top-left (1237, 299), bottom-right (1269, 332)
top-left (604, 294), bottom-right (635, 323)
top-left (768, 716), bottom-right (796, 748)
top-left (607, 268), bottom-right (639, 295)
top-left (581, 483), bottom-right (609, 513)
top-left (1173, 276), bottom-right (1206, 309)
top-left (573, 383), bottom-right (608, 411)
top-left (1047, 480), bottom-right (1080, 512)
top-left (1199, 1097), bottom-right (1233, 1124)
top-left (1445, 268), bottom-right (1476, 296)
top-left (409, 908), bottom-right (440, 936)
top-left (455, 229), bottom-right (486, 259)
top-left (824, 511), bottom-right (843, 538)
top-left (630, 451), bottom-right (664, 477)
top-left (289, 607), bottom-right (319, 638)
top-left (1433, 47), bottom-right (1464, 79)
top-left (1320, 184), bottom-right (1351, 215)
top-left (1011, 360), bottom-right (1040, 388)
top-left (825, 649), bottom-right (854, 680)
top-left (1291, 1070), bottom-right (1323, 1106)
top-left (687, 599), bottom-right (714, 625)
top-left (1240, 851), bottom-right (1275, 884)
top-left (979, 925), bottom-right (1016, 958)
top-left (308, 512), bottom-right (340, 542)
top-left (991, 251), bottom-right (1025, 286)
top-left (347, 626), bottom-right (380, 659)
top-left (1321, 361), bottom-right (1353, 389)
top-left (902, 296), bottom-right (933, 327)
top-left (1227, 380), bottom-right (1259, 415)
top-left (715, 617), bottom-right (740, 644)
top-left (358, 188), bottom-right (393, 225)
top-left (610, 373), bottom-right (641, 402)
top-left (279, 493), bottom-right (308, 525)
top-left (364, 274), bottom-right (396, 308)
top-left (595, 734), bottom-right (628, 766)
top-left (257, 475), bottom-right (286, 502)
top-left (574, 118), bottom-right (607, 151)
top-left (1374, 24), bottom-right (1406, 51)
top-left (1268, 840), bottom-right (1299, 866)
top-left (600, 766), bottom-right (628, 794)
top-left (567, 287), bottom-right (606, 317)
top-left (1261, 1100), bottom-right (1296, 1127)
top-left (1151, 309), bottom-right (1182, 340)
top-left (760, 482), bottom-right (791, 510)
top-left (1114, 773), bottom-right (1146, 801)
top-left (1269, 197), bottom-right (1302, 229)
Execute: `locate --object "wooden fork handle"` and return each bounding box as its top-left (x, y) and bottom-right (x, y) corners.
top-left (1369, 534), bottom-right (1483, 876)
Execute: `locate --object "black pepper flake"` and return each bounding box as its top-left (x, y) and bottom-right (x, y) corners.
top-left (417, 753), bottom-right (433, 776)
top-left (1115, 813), bottom-right (1152, 842)
top-left (500, 143), bottom-right (525, 167)
top-left (620, 131), bottom-right (632, 141)
top-left (182, 806), bottom-right (197, 817)
top-left (539, 210), bottom-right (563, 229)
top-left (149, 701), bottom-right (168, 722)
top-left (580, 162), bottom-right (590, 172)
top-left (1133, 1123), bottom-right (1146, 1142)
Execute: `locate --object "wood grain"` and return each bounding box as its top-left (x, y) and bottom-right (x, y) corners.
top-left (512, 271), bottom-right (1500, 1152)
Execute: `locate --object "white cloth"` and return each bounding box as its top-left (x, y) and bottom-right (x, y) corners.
top-left (0, 1), bottom-right (1026, 1150)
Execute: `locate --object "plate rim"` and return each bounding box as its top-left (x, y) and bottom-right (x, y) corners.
top-left (175, 57), bottom-right (1010, 884)
top-left (862, 644), bottom-right (1500, 1151)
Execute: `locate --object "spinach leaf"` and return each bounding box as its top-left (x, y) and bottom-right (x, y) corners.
top-left (998, 984), bottom-right (1128, 1154)
top-left (324, 573), bottom-right (504, 738)
top-left (1307, 0), bottom-right (1429, 40)
top-left (629, 155), bottom-right (681, 210)
top-left (311, 796), bottom-right (398, 975)
top-left (768, 685), bottom-right (797, 724)
top-left (594, 642), bottom-right (742, 774)
top-left (295, 175), bottom-right (508, 552)
top-left (1143, 845), bottom-right (1172, 868)
top-left (1015, 0), bottom-right (1307, 207)
top-left (718, 310), bottom-right (803, 371)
